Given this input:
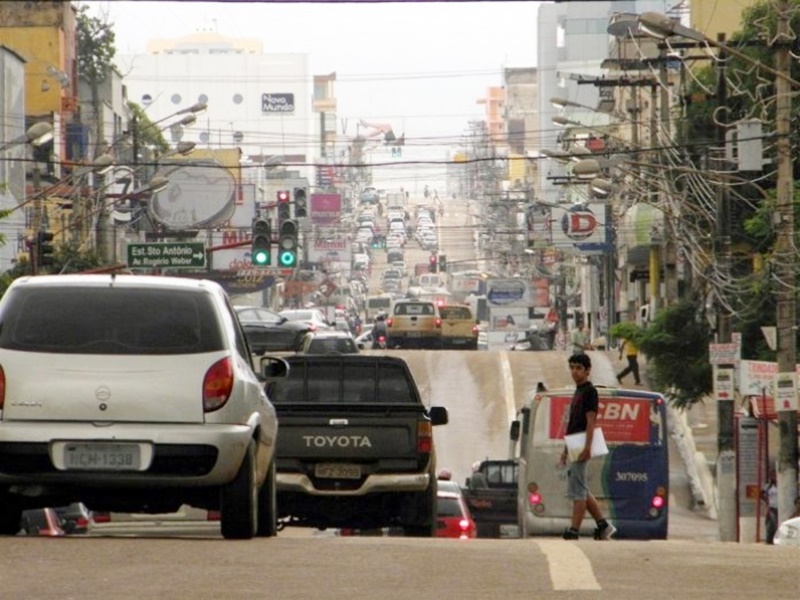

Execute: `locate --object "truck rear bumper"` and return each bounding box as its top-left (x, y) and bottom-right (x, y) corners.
top-left (277, 472), bottom-right (430, 495)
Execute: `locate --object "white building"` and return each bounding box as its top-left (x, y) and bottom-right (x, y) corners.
top-left (115, 30), bottom-right (313, 185)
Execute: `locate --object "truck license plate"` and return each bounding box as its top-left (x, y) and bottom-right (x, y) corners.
top-left (315, 463), bottom-right (361, 479)
top-left (64, 442), bottom-right (141, 471)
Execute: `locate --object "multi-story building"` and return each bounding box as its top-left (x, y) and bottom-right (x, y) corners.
top-left (115, 29), bottom-right (314, 195)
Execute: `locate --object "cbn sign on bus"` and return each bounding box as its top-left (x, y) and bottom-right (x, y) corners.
top-left (514, 387), bottom-right (669, 540)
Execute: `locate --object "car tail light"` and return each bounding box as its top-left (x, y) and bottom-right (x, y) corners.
top-left (75, 516), bottom-right (89, 529)
top-left (435, 318), bottom-right (442, 328)
top-left (203, 357), bottom-right (234, 412)
top-left (472, 325), bottom-right (478, 334)
top-left (207, 510), bottom-right (220, 521)
top-left (92, 512), bottom-right (111, 524)
top-left (0, 365), bottom-right (5, 410)
top-left (417, 420), bottom-right (433, 454)
top-left (459, 518), bottom-right (471, 531)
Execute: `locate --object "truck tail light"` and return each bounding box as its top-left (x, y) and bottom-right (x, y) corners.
top-left (203, 357), bottom-right (234, 412)
top-left (435, 318), bottom-right (442, 328)
top-left (417, 420), bottom-right (433, 453)
top-left (472, 325), bottom-right (478, 334)
top-left (387, 318), bottom-right (393, 327)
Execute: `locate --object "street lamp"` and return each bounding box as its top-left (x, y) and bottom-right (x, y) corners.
top-left (639, 8), bottom-right (798, 540)
top-left (0, 122), bottom-right (53, 152)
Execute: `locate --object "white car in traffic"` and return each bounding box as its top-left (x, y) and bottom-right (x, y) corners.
top-left (0, 274), bottom-right (284, 540)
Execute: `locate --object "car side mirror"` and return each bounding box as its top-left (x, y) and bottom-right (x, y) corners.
top-left (428, 405), bottom-right (448, 426)
top-left (259, 356), bottom-right (290, 380)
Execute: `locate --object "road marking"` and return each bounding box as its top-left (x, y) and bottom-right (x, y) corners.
top-left (537, 539), bottom-right (601, 591)
top-left (499, 351), bottom-right (516, 423)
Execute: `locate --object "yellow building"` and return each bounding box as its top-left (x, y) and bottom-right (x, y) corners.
top-left (0, 1), bottom-right (77, 119)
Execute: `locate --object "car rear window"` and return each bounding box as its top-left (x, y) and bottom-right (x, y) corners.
top-left (267, 360), bottom-right (417, 404)
top-left (0, 286), bottom-right (224, 355)
top-left (436, 496), bottom-right (462, 518)
top-left (440, 307), bottom-right (471, 319)
top-left (394, 303), bottom-right (434, 316)
top-left (306, 338), bottom-right (358, 354)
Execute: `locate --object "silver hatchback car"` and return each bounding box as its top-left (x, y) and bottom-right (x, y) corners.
top-left (0, 274), bottom-right (283, 540)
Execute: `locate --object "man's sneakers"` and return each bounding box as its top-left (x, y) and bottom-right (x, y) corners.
top-left (593, 521), bottom-right (617, 540)
top-left (562, 527), bottom-right (579, 540)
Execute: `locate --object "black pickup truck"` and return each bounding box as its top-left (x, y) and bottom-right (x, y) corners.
top-left (462, 459), bottom-right (519, 538)
top-left (261, 354), bottom-right (448, 536)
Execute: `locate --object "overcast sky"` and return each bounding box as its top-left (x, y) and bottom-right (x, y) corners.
top-left (82, 0), bottom-right (544, 142)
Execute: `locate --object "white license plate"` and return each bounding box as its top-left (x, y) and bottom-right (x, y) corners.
top-left (315, 463), bottom-right (361, 479)
top-left (64, 443), bottom-right (141, 471)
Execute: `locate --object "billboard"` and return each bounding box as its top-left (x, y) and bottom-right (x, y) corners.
top-left (310, 193), bottom-right (342, 225)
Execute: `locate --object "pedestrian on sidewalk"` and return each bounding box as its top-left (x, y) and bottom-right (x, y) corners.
top-left (761, 467), bottom-right (778, 544)
top-left (560, 353), bottom-right (617, 541)
top-left (570, 322), bottom-right (592, 354)
top-left (616, 335), bottom-right (642, 385)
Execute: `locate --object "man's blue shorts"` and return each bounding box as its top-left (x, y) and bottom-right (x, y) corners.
top-left (567, 459), bottom-right (589, 500)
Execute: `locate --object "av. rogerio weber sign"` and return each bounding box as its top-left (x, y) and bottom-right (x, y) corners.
top-left (127, 243), bottom-right (206, 269)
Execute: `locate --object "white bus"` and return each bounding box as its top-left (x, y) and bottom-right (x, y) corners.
top-left (514, 386), bottom-right (669, 540)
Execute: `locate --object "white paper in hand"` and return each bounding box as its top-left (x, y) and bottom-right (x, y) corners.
top-left (564, 427), bottom-right (608, 462)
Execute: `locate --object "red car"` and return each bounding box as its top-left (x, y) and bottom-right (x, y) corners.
top-left (436, 490), bottom-right (477, 539)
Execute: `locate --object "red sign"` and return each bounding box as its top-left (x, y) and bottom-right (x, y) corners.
top-left (310, 193), bottom-right (342, 225)
top-left (547, 395), bottom-right (651, 443)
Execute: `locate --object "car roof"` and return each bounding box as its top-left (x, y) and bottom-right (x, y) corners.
top-left (307, 330), bottom-right (353, 339)
top-left (10, 274), bottom-right (221, 293)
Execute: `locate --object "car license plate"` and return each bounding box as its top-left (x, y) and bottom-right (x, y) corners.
top-left (407, 331), bottom-right (421, 337)
top-left (315, 463), bottom-right (361, 479)
top-left (64, 443), bottom-right (141, 471)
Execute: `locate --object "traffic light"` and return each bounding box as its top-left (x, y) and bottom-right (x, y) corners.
top-left (278, 220), bottom-right (298, 267)
top-left (36, 230), bottom-right (55, 268)
top-left (438, 254), bottom-right (447, 272)
top-left (277, 190), bottom-right (291, 222)
top-left (428, 254), bottom-right (438, 273)
top-left (294, 187), bottom-right (308, 218)
top-left (250, 218), bottom-right (271, 266)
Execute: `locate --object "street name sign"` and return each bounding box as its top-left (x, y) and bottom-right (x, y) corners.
top-left (127, 243), bottom-right (206, 269)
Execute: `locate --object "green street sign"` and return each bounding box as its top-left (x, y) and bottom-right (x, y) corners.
top-left (127, 242), bottom-right (206, 269)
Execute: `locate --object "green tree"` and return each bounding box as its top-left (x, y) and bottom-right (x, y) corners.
top-left (611, 300), bottom-right (712, 407)
top-left (76, 5), bottom-right (116, 158)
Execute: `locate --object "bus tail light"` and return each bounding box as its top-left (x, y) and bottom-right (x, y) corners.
top-left (528, 492), bottom-right (542, 506)
top-left (417, 420), bottom-right (433, 454)
top-left (651, 494), bottom-right (666, 509)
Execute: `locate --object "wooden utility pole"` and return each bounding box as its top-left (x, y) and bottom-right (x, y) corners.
top-left (773, 0), bottom-right (798, 527)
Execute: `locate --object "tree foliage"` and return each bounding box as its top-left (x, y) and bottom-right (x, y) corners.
top-left (127, 102), bottom-right (169, 155)
top-left (611, 300), bottom-right (712, 407)
top-left (76, 4), bottom-right (116, 85)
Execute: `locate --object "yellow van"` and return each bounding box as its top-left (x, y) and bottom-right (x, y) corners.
top-left (439, 304), bottom-right (478, 350)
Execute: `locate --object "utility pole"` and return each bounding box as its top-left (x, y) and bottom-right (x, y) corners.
top-left (714, 33), bottom-right (737, 543)
top-left (773, 0), bottom-right (798, 527)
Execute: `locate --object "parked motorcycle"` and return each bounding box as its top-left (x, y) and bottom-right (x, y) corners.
top-left (507, 326), bottom-right (553, 351)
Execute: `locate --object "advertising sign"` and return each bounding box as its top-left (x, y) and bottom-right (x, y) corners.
top-left (549, 202), bottom-right (609, 254)
top-left (548, 395), bottom-right (652, 443)
top-left (261, 93), bottom-right (295, 113)
top-left (309, 237), bottom-right (352, 264)
top-left (310, 193), bottom-right (342, 225)
top-left (486, 278), bottom-right (529, 307)
top-left (150, 161), bottom-right (236, 230)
